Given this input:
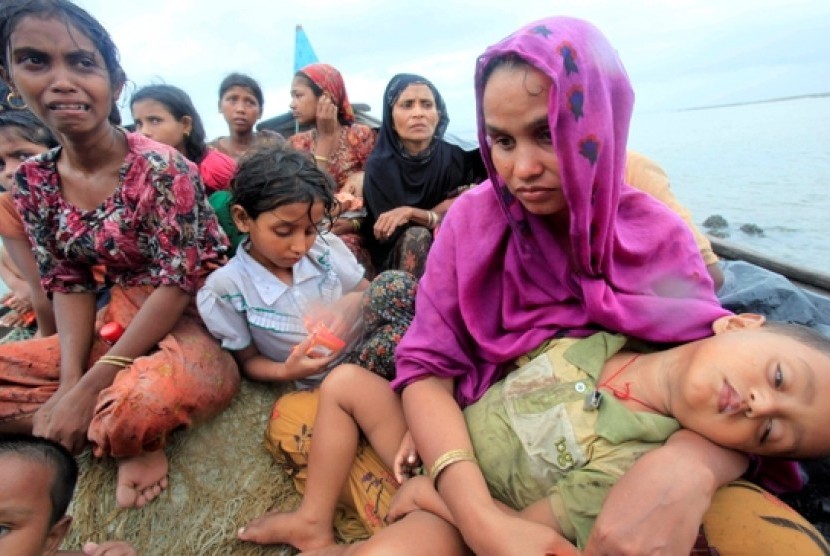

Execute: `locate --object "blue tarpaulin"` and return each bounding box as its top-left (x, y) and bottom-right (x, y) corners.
top-left (294, 25), bottom-right (319, 73)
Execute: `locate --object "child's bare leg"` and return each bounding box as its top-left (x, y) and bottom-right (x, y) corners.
top-left (239, 364), bottom-right (407, 550)
top-left (300, 510), bottom-right (469, 556)
top-left (115, 449), bottom-right (169, 508)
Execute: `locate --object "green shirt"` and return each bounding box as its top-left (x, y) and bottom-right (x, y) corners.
top-left (464, 332), bottom-right (679, 548)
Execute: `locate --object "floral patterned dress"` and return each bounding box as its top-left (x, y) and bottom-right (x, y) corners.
top-left (0, 132), bottom-right (239, 458)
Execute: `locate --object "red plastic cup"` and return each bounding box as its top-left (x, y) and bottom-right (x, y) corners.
top-left (305, 321), bottom-right (346, 357)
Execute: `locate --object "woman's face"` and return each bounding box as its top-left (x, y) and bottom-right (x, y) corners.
top-left (219, 85), bottom-right (261, 135)
top-left (391, 83), bottom-right (439, 155)
top-left (131, 99), bottom-right (192, 154)
top-left (289, 76), bottom-right (319, 126)
top-left (482, 64), bottom-right (566, 217)
top-left (5, 16), bottom-right (118, 139)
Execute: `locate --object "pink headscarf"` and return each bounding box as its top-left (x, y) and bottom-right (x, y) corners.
top-left (298, 63), bottom-right (355, 124)
top-left (393, 17), bottom-right (730, 406)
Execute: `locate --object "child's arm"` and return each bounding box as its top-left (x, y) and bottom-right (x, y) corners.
top-left (0, 245), bottom-right (28, 300)
top-left (3, 235), bottom-right (56, 335)
top-left (234, 336), bottom-right (336, 382)
top-left (388, 475), bottom-right (454, 524)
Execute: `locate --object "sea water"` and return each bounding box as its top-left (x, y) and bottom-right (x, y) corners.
top-left (628, 96), bottom-right (830, 273)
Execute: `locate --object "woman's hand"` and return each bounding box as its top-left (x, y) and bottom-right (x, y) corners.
top-left (374, 207), bottom-right (414, 241)
top-left (583, 430), bottom-right (745, 555)
top-left (315, 93), bottom-right (339, 138)
top-left (32, 378), bottom-right (98, 454)
top-left (393, 430), bottom-right (421, 483)
top-left (467, 510), bottom-right (579, 556)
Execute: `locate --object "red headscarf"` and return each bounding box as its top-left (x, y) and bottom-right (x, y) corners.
top-left (298, 63), bottom-right (355, 124)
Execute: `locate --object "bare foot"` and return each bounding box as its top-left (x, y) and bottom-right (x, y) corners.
top-left (238, 508), bottom-right (335, 550)
top-left (115, 449), bottom-right (169, 508)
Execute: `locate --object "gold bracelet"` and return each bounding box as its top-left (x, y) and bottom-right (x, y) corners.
top-left (97, 355), bottom-right (135, 369)
top-left (429, 449), bottom-right (477, 483)
top-left (351, 218), bottom-right (361, 232)
top-left (314, 154), bottom-right (330, 163)
top-left (431, 211), bottom-right (440, 229)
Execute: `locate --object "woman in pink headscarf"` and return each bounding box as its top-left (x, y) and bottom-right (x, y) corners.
top-left (289, 63), bottom-right (376, 273)
top-left (378, 16), bottom-right (784, 556)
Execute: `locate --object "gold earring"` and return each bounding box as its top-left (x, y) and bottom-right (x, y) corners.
top-left (5, 90), bottom-right (28, 110)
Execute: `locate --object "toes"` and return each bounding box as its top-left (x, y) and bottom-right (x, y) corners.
top-left (115, 483), bottom-right (138, 509)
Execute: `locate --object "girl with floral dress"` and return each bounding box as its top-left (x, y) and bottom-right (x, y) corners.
top-left (0, 0), bottom-right (239, 509)
top-left (289, 63), bottom-right (376, 273)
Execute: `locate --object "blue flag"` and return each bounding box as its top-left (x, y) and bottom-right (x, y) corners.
top-left (294, 25), bottom-right (319, 72)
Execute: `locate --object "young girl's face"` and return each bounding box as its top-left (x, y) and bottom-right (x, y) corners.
top-left (219, 86), bottom-right (261, 135)
top-left (5, 17), bottom-right (118, 139)
top-left (289, 76), bottom-right (319, 126)
top-left (482, 64), bottom-right (566, 218)
top-left (131, 99), bottom-right (191, 154)
top-left (234, 200), bottom-right (326, 276)
top-left (0, 127), bottom-right (50, 189)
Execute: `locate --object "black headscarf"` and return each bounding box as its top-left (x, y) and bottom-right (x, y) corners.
top-left (363, 74), bottom-right (470, 270)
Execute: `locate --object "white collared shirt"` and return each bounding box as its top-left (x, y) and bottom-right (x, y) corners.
top-left (197, 233), bottom-right (365, 389)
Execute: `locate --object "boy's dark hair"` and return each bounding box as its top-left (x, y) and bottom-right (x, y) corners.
top-left (0, 109), bottom-right (59, 148)
top-left (130, 84), bottom-right (207, 163)
top-left (0, 0), bottom-right (126, 126)
top-left (0, 433), bottom-right (78, 526)
top-left (231, 147), bottom-right (337, 226)
top-left (218, 72), bottom-right (265, 109)
top-left (763, 321), bottom-right (830, 358)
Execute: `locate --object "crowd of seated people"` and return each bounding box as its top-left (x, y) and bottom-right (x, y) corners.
top-left (1, 1), bottom-right (829, 555)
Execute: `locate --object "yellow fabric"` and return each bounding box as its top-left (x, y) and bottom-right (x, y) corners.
top-left (264, 389), bottom-right (399, 534)
top-left (625, 151), bottom-right (718, 266)
top-left (702, 480), bottom-right (829, 555)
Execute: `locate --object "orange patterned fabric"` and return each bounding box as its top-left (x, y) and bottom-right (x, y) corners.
top-left (0, 191), bottom-right (25, 239)
top-left (0, 285), bottom-right (239, 458)
top-left (264, 389), bottom-right (398, 534)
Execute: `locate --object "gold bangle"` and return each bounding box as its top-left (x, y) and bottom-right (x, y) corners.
top-left (97, 355), bottom-right (135, 369)
top-left (429, 449), bottom-right (476, 483)
top-left (431, 211), bottom-right (440, 229)
top-left (351, 218), bottom-right (361, 232)
top-left (314, 154), bottom-right (330, 163)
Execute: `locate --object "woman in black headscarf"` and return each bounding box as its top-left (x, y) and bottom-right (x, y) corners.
top-left (363, 74), bottom-right (479, 279)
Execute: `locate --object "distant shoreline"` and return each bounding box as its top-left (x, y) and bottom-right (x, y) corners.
top-left (680, 92), bottom-right (830, 112)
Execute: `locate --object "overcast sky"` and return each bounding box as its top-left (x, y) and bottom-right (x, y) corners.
top-left (74, 0), bottom-right (830, 139)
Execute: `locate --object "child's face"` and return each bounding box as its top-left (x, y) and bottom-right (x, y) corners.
top-left (668, 326), bottom-right (830, 457)
top-left (6, 17), bottom-right (117, 139)
top-left (482, 65), bottom-right (566, 218)
top-left (0, 128), bottom-right (49, 189)
top-left (131, 99), bottom-right (192, 155)
top-left (233, 201), bottom-right (326, 276)
top-left (219, 86), bottom-right (261, 134)
top-left (0, 455), bottom-right (70, 556)
top-left (289, 76), bottom-right (319, 126)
